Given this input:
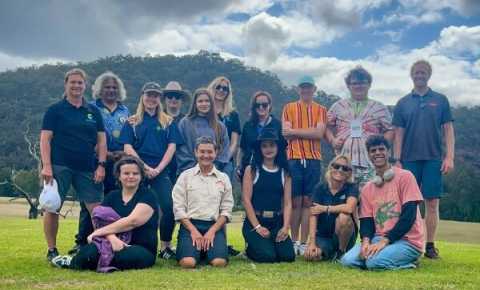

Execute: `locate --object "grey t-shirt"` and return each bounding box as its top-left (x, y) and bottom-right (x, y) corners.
top-left (393, 89), bottom-right (453, 161)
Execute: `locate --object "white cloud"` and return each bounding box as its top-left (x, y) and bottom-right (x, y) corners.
top-left (0, 52), bottom-right (67, 72)
top-left (428, 25), bottom-right (480, 58)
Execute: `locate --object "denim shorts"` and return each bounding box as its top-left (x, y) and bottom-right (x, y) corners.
top-left (288, 159), bottom-right (321, 197)
top-left (402, 160), bottom-right (442, 199)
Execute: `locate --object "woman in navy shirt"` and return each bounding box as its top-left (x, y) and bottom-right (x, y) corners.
top-left (119, 82), bottom-right (181, 259)
top-left (241, 129), bottom-right (295, 263)
top-left (238, 91), bottom-right (286, 180)
top-left (304, 155), bottom-right (359, 261)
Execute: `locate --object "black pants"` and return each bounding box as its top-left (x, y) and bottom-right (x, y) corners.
top-left (70, 243), bottom-right (155, 271)
top-left (147, 172), bottom-right (175, 243)
top-left (75, 160), bottom-right (117, 246)
top-left (242, 216), bottom-right (295, 263)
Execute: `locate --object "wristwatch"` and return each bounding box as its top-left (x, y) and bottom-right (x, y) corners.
top-left (98, 161), bottom-right (107, 168)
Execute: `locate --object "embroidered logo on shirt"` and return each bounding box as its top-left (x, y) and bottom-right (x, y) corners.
top-left (339, 194), bottom-right (346, 200)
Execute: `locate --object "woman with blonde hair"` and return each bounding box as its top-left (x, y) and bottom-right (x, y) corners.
top-left (176, 88), bottom-right (230, 173)
top-left (304, 155), bottom-right (359, 261)
top-left (207, 76), bottom-right (241, 181)
top-left (119, 82), bottom-right (182, 260)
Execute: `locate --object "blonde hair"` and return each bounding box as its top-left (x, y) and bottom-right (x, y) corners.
top-left (325, 155), bottom-right (354, 187)
top-left (91, 71), bottom-right (127, 101)
top-left (64, 68), bottom-right (87, 83)
top-left (133, 93), bottom-right (172, 129)
top-left (207, 76), bottom-right (234, 117)
top-left (410, 60), bottom-right (432, 76)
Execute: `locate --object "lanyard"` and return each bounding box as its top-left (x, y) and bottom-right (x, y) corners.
top-left (350, 98), bottom-right (368, 118)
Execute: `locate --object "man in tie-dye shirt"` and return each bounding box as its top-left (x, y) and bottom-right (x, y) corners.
top-left (326, 66), bottom-right (393, 187)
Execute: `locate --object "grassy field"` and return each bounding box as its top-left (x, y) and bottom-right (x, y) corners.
top-left (0, 216), bottom-right (479, 290)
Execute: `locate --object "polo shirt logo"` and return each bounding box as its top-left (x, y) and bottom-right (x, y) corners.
top-left (156, 126), bottom-right (161, 131)
top-left (119, 116), bottom-right (127, 124)
top-left (87, 113), bottom-right (93, 119)
top-left (340, 194), bottom-right (346, 200)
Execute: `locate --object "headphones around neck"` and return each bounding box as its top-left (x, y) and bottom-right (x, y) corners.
top-left (371, 167), bottom-right (395, 187)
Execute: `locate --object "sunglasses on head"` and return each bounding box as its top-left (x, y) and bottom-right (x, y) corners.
top-left (254, 102), bottom-right (269, 109)
top-left (215, 85), bottom-right (229, 93)
top-left (331, 163), bottom-right (352, 172)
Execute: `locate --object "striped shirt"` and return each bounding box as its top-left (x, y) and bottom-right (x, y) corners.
top-left (282, 100), bottom-right (327, 160)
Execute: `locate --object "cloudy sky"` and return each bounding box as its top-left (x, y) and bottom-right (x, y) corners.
top-left (1, 0), bottom-right (479, 105)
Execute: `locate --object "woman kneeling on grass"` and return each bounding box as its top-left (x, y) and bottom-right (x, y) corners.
top-left (242, 129), bottom-right (295, 263)
top-left (304, 155), bottom-right (359, 262)
top-left (51, 156), bottom-right (159, 272)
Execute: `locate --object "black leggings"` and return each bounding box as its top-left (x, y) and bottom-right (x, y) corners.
top-left (70, 244), bottom-right (155, 271)
top-left (147, 173), bottom-right (175, 243)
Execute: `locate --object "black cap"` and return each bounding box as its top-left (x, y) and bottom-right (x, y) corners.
top-left (142, 82), bottom-right (162, 94)
top-left (256, 128), bottom-right (279, 143)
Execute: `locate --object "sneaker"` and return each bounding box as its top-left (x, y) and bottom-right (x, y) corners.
top-left (158, 247), bottom-right (176, 260)
top-left (298, 243), bottom-right (307, 256)
top-left (228, 245), bottom-right (241, 257)
top-left (51, 255), bottom-right (72, 268)
top-left (293, 241), bottom-right (301, 255)
top-left (424, 246), bottom-right (440, 259)
top-left (67, 244), bottom-right (81, 255)
top-left (46, 248), bottom-right (59, 262)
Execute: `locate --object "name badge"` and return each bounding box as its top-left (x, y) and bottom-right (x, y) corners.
top-left (350, 119), bottom-right (362, 138)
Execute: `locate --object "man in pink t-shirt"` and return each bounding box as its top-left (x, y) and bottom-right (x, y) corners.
top-left (341, 135), bottom-right (424, 270)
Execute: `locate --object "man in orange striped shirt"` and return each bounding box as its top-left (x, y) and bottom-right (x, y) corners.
top-left (282, 75), bottom-right (327, 255)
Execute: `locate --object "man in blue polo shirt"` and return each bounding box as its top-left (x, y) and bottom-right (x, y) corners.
top-left (393, 60), bottom-right (455, 259)
top-left (40, 68), bottom-right (107, 261)
top-left (69, 71), bottom-right (130, 255)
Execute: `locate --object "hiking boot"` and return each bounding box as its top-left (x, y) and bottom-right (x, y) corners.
top-left (51, 255), bottom-right (72, 268)
top-left (424, 246), bottom-right (440, 259)
top-left (158, 247), bottom-right (176, 260)
top-left (46, 248), bottom-right (59, 262)
top-left (67, 244), bottom-right (81, 255)
top-left (228, 245), bottom-right (240, 257)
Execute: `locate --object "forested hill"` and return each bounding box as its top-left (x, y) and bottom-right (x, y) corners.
top-left (0, 51), bottom-right (479, 221)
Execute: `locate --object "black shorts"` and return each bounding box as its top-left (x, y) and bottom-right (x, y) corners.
top-left (176, 220), bottom-right (228, 263)
top-left (316, 230), bottom-right (357, 260)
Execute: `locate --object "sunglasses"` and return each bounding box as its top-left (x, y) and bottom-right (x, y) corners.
top-left (215, 85), bottom-right (230, 93)
top-left (254, 102), bottom-right (269, 109)
top-left (165, 93), bottom-right (182, 100)
top-left (331, 163), bottom-right (352, 172)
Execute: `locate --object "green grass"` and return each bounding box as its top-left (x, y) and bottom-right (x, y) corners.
top-left (0, 217), bottom-right (479, 290)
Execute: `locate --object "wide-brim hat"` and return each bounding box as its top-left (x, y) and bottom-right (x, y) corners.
top-left (161, 81), bottom-right (190, 102)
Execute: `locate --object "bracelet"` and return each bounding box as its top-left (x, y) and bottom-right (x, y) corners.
top-left (251, 224), bottom-right (261, 232)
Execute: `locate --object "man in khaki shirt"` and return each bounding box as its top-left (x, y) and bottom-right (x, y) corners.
top-left (173, 136), bottom-right (233, 268)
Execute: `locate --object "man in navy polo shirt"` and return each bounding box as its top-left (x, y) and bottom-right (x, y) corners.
top-left (69, 71), bottom-right (130, 255)
top-left (40, 68), bottom-right (107, 261)
top-left (393, 60), bottom-right (455, 259)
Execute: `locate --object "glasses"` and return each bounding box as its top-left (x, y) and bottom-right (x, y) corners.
top-left (165, 93), bottom-right (182, 100)
top-left (254, 102), bottom-right (269, 109)
top-left (331, 163), bottom-right (352, 172)
top-left (103, 86), bottom-right (118, 90)
top-left (349, 81), bottom-right (369, 86)
top-left (215, 85), bottom-right (230, 93)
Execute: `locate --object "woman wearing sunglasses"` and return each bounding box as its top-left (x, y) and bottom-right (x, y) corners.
top-left (207, 76), bottom-right (241, 182)
top-left (304, 155), bottom-right (359, 261)
top-left (241, 129), bottom-right (295, 263)
top-left (237, 91), bottom-right (286, 180)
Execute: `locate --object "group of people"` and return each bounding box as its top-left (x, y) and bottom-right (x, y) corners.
top-left (40, 58), bottom-right (454, 273)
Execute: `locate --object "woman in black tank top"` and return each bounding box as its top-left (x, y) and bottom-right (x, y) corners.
top-left (241, 129), bottom-right (295, 263)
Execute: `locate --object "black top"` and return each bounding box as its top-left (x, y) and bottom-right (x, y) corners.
top-left (41, 99), bottom-right (105, 172)
top-left (219, 110), bottom-right (241, 139)
top-left (392, 89), bottom-right (453, 161)
top-left (251, 165), bottom-right (284, 212)
top-left (239, 116), bottom-right (286, 174)
top-left (102, 186), bottom-right (159, 256)
top-left (311, 183), bottom-right (359, 238)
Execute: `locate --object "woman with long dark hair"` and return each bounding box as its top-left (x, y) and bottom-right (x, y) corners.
top-left (237, 91), bottom-right (286, 180)
top-left (241, 129), bottom-right (295, 263)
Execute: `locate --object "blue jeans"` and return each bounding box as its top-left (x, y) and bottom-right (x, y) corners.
top-left (340, 236), bottom-right (421, 270)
